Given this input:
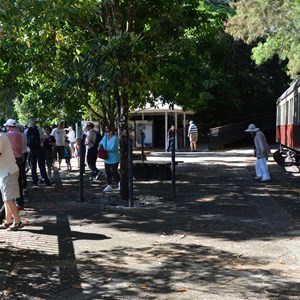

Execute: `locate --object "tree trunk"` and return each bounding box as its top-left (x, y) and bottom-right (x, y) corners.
top-left (119, 92), bottom-right (129, 200)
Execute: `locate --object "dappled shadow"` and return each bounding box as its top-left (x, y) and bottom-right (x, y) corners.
top-left (0, 246), bottom-right (83, 299)
top-left (66, 243), bottom-right (300, 299)
top-left (2, 149), bottom-right (300, 298)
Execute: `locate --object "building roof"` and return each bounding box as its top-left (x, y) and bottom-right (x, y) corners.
top-left (130, 101), bottom-right (194, 115)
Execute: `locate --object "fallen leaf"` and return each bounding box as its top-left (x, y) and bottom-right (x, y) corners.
top-left (178, 287), bottom-right (187, 292)
top-left (103, 277), bottom-right (113, 284)
top-left (139, 284), bottom-right (149, 289)
top-left (3, 288), bottom-right (17, 296)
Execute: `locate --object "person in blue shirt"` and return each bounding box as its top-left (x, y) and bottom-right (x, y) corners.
top-left (99, 127), bottom-right (120, 192)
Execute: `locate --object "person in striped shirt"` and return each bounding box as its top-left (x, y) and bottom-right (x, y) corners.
top-left (188, 121), bottom-right (198, 151)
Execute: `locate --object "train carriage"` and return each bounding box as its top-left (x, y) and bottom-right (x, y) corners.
top-left (275, 77), bottom-right (300, 164)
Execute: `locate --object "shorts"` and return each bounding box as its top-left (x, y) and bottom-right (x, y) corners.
top-left (189, 132), bottom-right (198, 143)
top-left (53, 146), bottom-right (65, 160)
top-left (0, 171), bottom-right (20, 201)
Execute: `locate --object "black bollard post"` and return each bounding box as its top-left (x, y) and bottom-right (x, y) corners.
top-left (128, 137), bottom-right (134, 207)
top-left (77, 121), bottom-right (85, 202)
top-left (171, 138), bottom-right (176, 199)
top-left (141, 131), bottom-right (145, 163)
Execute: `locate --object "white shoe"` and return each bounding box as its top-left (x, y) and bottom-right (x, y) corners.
top-left (103, 185), bottom-right (112, 192)
top-left (118, 182), bottom-right (120, 190)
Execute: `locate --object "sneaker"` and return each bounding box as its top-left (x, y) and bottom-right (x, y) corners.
top-left (95, 171), bottom-right (102, 180)
top-left (0, 223), bottom-right (12, 229)
top-left (103, 185), bottom-right (112, 192)
top-left (261, 179), bottom-right (271, 183)
top-left (9, 222), bottom-right (24, 231)
top-left (254, 176), bottom-right (262, 181)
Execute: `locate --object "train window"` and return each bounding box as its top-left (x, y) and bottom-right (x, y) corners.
top-left (278, 103), bottom-right (283, 125)
top-left (288, 97), bottom-right (294, 125)
top-left (285, 101), bottom-right (289, 125)
top-left (276, 105), bottom-right (280, 125)
top-left (294, 95), bottom-right (300, 124)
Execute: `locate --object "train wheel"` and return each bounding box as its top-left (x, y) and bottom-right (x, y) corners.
top-left (273, 149), bottom-right (285, 166)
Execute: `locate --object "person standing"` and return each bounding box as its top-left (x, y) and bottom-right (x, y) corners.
top-left (64, 139), bottom-right (72, 171)
top-left (25, 117), bottom-right (51, 187)
top-left (4, 119), bottom-right (25, 210)
top-left (16, 123), bottom-right (28, 194)
top-left (85, 122), bottom-right (101, 180)
top-left (166, 125), bottom-right (176, 152)
top-left (0, 132), bottom-right (24, 230)
top-left (188, 120), bottom-right (198, 151)
top-left (74, 138), bottom-right (81, 168)
top-left (44, 126), bottom-right (56, 180)
top-left (245, 124), bottom-right (271, 182)
top-left (99, 127), bottom-right (120, 192)
top-left (51, 121), bottom-right (66, 170)
top-left (67, 126), bottom-right (75, 156)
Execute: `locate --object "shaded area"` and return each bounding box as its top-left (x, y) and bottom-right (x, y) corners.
top-left (2, 150), bottom-right (300, 299)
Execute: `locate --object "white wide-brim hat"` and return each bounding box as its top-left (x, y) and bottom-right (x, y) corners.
top-left (245, 124), bottom-right (259, 132)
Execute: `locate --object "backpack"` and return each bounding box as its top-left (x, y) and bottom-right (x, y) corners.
top-left (27, 126), bottom-right (41, 147)
top-left (92, 131), bottom-right (102, 147)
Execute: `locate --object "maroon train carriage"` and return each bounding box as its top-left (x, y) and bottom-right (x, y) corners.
top-left (275, 77), bottom-right (300, 165)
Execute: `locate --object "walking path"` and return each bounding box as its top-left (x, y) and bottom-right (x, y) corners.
top-left (1, 146), bottom-right (300, 299)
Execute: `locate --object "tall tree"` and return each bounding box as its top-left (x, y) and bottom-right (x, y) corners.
top-left (225, 0), bottom-right (300, 79)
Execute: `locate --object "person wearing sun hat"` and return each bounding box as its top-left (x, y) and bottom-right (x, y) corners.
top-left (99, 126), bottom-right (120, 192)
top-left (3, 119), bottom-right (25, 210)
top-left (245, 124), bottom-right (271, 182)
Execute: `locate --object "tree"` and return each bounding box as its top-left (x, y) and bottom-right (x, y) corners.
top-left (225, 0), bottom-right (300, 79)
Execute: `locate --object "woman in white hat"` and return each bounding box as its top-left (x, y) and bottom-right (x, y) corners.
top-left (245, 124), bottom-right (271, 182)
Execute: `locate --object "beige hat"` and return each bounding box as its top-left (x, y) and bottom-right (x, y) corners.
top-left (245, 124), bottom-right (259, 132)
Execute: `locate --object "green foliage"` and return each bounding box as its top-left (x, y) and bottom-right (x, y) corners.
top-left (0, 0), bottom-right (290, 130)
top-left (225, 0), bottom-right (300, 78)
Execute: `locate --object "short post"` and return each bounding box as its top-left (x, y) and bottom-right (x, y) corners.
top-left (141, 131), bottom-right (145, 162)
top-left (128, 137), bottom-right (134, 207)
top-left (171, 138), bottom-right (176, 199)
top-left (78, 121), bottom-right (85, 202)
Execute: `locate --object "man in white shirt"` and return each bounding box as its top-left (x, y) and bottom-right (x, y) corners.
top-left (67, 127), bottom-right (76, 156)
top-left (51, 121), bottom-right (67, 170)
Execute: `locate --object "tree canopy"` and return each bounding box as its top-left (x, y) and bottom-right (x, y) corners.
top-left (225, 0), bottom-right (300, 79)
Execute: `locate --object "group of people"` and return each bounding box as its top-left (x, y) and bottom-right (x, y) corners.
top-left (0, 117), bottom-right (122, 231)
top-left (0, 118), bottom-right (78, 230)
top-left (0, 114), bottom-right (271, 231)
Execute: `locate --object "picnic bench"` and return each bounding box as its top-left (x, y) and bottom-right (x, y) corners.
top-left (132, 160), bottom-right (183, 181)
